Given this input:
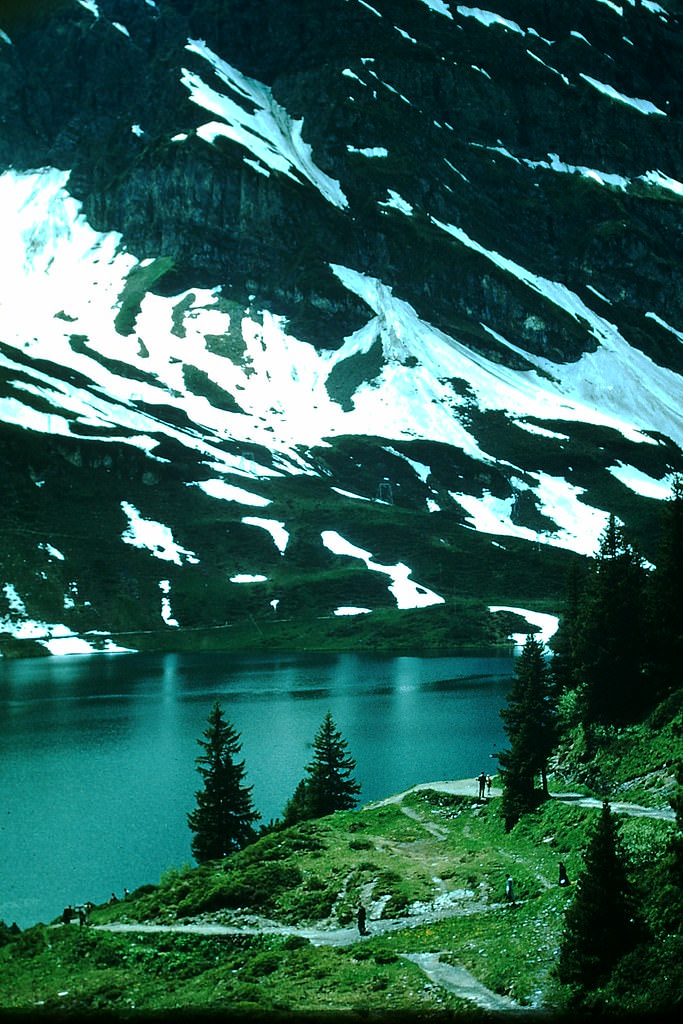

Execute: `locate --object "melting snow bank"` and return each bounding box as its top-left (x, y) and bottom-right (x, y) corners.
top-left (1, 584), bottom-right (133, 655)
top-left (181, 39), bottom-right (348, 209)
top-left (607, 464), bottom-right (677, 500)
top-left (489, 606), bottom-right (560, 647)
top-left (321, 530), bottom-right (444, 609)
top-left (121, 502), bottom-right (200, 565)
top-left (428, 220), bottom-right (683, 448)
top-left (452, 475), bottom-right (610, 557)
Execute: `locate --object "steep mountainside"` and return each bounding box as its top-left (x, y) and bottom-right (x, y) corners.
top-left (0, 0), bottom-right (681, 656)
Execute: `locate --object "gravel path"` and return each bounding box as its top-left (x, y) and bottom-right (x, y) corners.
top-left (365, 778), bottom-right (675, 821)
top-left (401, 953), bottom-right (526, 1013)
top-left (95, 914), bottom-right (523, 1013)
top-left (92, 778), bottom-right (672, 1014)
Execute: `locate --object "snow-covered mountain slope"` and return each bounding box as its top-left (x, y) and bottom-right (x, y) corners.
top-left (0, 0), bottom-right (681, 656)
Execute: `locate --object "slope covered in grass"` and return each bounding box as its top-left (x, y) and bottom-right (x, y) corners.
top-left (1, 761), bottom-right (678, 1018)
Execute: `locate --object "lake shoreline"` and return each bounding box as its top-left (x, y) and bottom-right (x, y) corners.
top-left (1, 650), bottom-right (513, 930)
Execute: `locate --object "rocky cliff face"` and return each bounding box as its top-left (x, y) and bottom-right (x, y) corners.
top-left (0, 0), bottom-right (681, 655)
top-left (3, 0), bottom-right (681, 355)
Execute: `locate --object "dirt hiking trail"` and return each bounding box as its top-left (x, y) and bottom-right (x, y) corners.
top-left (92, 779), bottom-right (672, 1014)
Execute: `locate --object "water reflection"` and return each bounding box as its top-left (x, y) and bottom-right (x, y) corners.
top-left (0, 650), bottom-right (513, 929)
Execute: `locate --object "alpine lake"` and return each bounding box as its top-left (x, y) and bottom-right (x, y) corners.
top-left (0, 649), bottom-right (515, 929)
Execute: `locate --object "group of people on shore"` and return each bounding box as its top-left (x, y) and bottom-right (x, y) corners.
top-left (61, 902), bottom-right (94, 927)
top-left (477, 771), bottom-right (493, 799)
top-left (61, 888), bottom-right (130, 927)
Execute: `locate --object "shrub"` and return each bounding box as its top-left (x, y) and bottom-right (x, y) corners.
top-left (352, 947), bottom-right (372, 960)
top-left (383, 891), bottom-right (410, 916)
top-left (0, 921), bottom-right (20, 948)
top-left (131, 883), bottom-right (156, 898)
top-left (374, 950), bottom-right (398, 964)
top-left (240, 951), bottom-right (281, 981)
top-left (13, 926), bottom-right (48, 958)
top-left (286, 885), bottom-right (336, 922)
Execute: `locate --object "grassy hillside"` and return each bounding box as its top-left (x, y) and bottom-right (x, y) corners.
top-left (1, 717), bottom-right (680, 1020)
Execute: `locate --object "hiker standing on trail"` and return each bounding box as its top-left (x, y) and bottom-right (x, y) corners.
top-left (357, 904), bottom-right (368, 936)
top-left (505, 874), bottom-right (515, 905)
top-left (558, 861), bottom-right (569, 887)
top-left (477, 771), bottom-right (487, 799)
top-left (486, 775), bottom-right (492, 797)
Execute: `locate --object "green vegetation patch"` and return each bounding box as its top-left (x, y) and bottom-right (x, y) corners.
top-left (114, 257), bottom-right (175, 336)
top-left (325, 340), bottom-right (385, 411)
top-left (182, 363), bottom-right (246, 414)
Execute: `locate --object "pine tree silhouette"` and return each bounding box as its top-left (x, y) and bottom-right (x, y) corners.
top-left (499, 633), bottom-right (557, 830)
top-left (647, 475), bottom-right (683, 704)
top-left (283, 712), bottom-right (360, 825)
top-left (574, 514), bottom-right (646, 725)
top-left (187, 701), bottom-right (259, 861)
top-left (557, 801), bottom-right (640, 995)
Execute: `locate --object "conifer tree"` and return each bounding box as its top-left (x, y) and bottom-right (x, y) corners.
top-left (574, 514), bottom-right (646, 725)
top-left (282, 779), bottom-right (311, 828)
top-left (283, 712), bottom-right (360, 825)
top-left (557, 801), bottom-right (640, 996)
top-left (550, 561), bottom-right (585, 696)
top-left (652, 761), bottom-right (683, 935)
top-left (499, 633), bottom-right (557, 830)
top-left (187, 701), bottom-right (260, 862)
top-left (647, 475), bottom-right (683, 702)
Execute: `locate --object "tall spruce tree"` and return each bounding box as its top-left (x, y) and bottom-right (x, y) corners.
top-left (499, 633), bottom-right (557, 830)
top-left (187, 701), bottom-right (260, 862)
top-left (283, 712), bottom-right (360, 825)
top-left (652, 761), bottom-right (683, 936)
top-left (647, 476), bottom-right (683, 703)
top-left (550, 561), bottom-right (585, 696)
top-left (574, 514), bottom-right (646, 725)
top-left (557, 801), bottom-right (640, 996)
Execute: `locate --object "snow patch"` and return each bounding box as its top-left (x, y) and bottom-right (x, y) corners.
top-left (489, 606), bottom-right (560, 646)
top-left (580, 74), bottom-right (666, 116)
top-left (121, 501), bottom-right (200, 565)
top-left (417, 0), bottom-right (453, 18)
top-left (159, 579), bottom-right (179, 628)
top-left (379, 190), bottom-right (414, 215)
top-left (456, 7), bottom-right (524, 34)
top-left (241, 516), bottom-right (289, 554)
top-left (182, 39), bottom-right (348, 209)
top-left (321, 530), bottom-right (444, 609)
top-left (191, 479), bottom-right (271, 507)
top-left (608, 464), bottom-right (676, 500)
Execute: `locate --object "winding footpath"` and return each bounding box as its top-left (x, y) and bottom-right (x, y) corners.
top-left (364, 777), bottom-right (675, 821)
top-left (93, 779), bottom-right (673, 1015)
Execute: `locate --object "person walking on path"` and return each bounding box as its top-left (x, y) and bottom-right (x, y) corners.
top-left (558, 861), bottom-right (569, 887)
top-left (505, 874), bottom-right (515, 905)
top-left (477, 772), bottom-right (487, 800)
top-left (357, 904), bottom-right (368, 936)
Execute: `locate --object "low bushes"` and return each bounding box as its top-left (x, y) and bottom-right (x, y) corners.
top-left (177, 861), bottom-right (303, 917)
